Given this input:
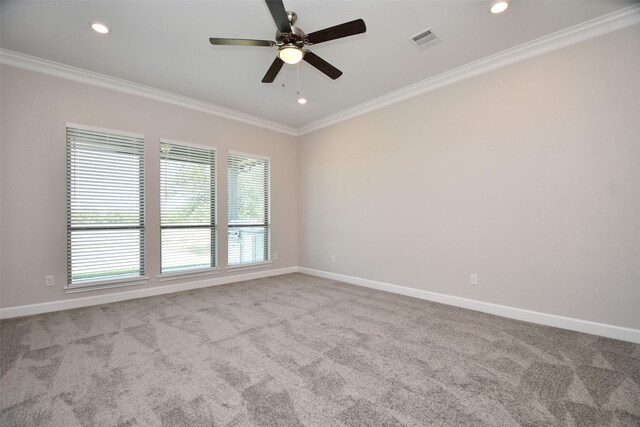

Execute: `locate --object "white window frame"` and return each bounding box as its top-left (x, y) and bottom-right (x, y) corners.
top-left (159, 138), bottom-right (218, 278)
top-left (65, 123), bottom-right (147, 291)
top-left (227, 150), bottom-right (271, 270)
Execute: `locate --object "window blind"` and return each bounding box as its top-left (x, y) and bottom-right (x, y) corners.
top-left (161, 141), bottom-right (216, 273)
top-left (227, 152), bottom-right (270, 267)
top-left (66, 125), bottom-right (145, 287)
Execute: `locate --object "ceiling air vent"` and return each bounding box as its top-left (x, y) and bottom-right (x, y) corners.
top-left (409, 27), bottom-right (442, 48)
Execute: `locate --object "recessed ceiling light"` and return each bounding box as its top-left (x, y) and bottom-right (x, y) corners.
top-left (298, 97), bottom-right (308, 105)
top-left (490, 0), bottom-right (510, 14)
top-left (91, 23), bottom-right (109, 34)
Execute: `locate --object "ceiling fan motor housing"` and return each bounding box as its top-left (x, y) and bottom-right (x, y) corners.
top-left (275, 12), bottom-right (308, 47)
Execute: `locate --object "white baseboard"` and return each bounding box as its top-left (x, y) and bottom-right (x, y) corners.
top-left (297, 267), bottom-right (640, 344)
top-left (0, 267), bottom-right (297, 320)
top-left (2, 265), bottom-right (638, 344)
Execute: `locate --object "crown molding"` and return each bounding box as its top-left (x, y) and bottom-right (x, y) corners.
top-left (0, 49), bottom-right (298, 136)
top-left (1, 4), bottom-right (638, 138)
top-left (297, 4), bottom-right (640, 136)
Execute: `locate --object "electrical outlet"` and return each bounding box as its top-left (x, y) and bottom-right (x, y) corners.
top-left (470, 274), bottom-right (478, 286)
top-left (272, 252), bottom-right (278, 260)
top-left (45, 276), bottom-right (55, 287)
top-left (331, 255), bottom-right (336, 263)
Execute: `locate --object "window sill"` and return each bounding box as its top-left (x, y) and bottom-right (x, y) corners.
top-left (157, 268), bottom-right (220, 282)
top-left (226, 261), bottom-right (273, 272)
top-left (64, 276), bottom-right (149, 294)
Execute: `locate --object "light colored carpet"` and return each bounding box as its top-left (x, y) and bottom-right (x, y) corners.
top-left (1, 273), bottom-right (639, 426)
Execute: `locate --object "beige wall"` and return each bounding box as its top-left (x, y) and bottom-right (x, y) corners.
top-left (1, 25), bottom-right (639, 330)
top-left (0, 65), bottom-right (298, 308)
top-left (298, 25), bottom-right (640, 329)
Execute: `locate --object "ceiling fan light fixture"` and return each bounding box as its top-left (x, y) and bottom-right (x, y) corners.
top-left (490, 0), bottom-right (510, 14)
top-left (278, 45), bottom-right (304, 64)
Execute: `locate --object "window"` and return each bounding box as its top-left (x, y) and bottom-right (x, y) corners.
top-left (66, 124), bottom-right (145, 288)
top-left (227, 152), bottom-right (270, 267)
top-left (160, 140), bottom-right (217, 274)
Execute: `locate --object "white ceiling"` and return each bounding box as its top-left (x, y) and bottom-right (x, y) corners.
top-left (1, 0), bottom-right (635, 128)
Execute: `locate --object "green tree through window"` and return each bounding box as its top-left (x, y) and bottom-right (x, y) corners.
top-left (160, 141), bottom-right (217, 273)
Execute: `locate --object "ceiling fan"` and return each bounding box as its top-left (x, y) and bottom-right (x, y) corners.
top-left (209, 0), bottom-right (366, 83)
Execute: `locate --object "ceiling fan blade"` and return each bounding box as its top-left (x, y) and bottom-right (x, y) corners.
top-left (209, 38), bottom-right (275, 47)
top-left (303, 51), bottom-right (343, 80)
top-left (265, 0), bottom-right (291, 33)
top-left (306, 19), bottom-right (366, 45)
top-left (262, 57), bottom-right (285, 83)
